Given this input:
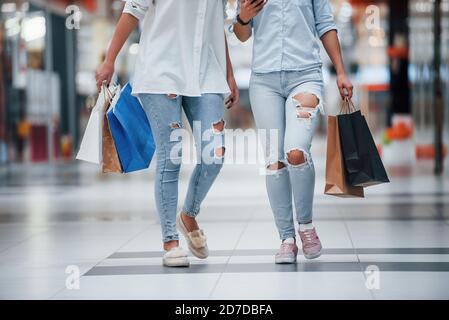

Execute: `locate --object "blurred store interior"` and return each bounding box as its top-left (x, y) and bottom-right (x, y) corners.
top-left (1, 0), bottom-right (449, 300)
top-left (0, 0), bottom-right (448, 174)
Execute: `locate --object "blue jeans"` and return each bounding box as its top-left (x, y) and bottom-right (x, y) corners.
top-left (249, 69), bottom-right (323, 240)
top-left (139, 94), bottom-right (225, 243)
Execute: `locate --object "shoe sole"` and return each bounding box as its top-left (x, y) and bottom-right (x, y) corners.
top-left (176, 215), bottom-right (209, 259)
top-left (303, 250), bottom-right (322, 260)
top-left (163, 257), bottom-right (190, 267)
top-left (275, 256), bottom-right (297, 264)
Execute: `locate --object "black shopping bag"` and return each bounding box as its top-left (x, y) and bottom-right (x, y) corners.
top-left (337, 111), bottom-right (362, 174)
top-left (337, 98), bottom-right (390, 188)
top-left (337, 99), bottom-right (364, 175)
top-left (348, 111), bottom-right (390, 187)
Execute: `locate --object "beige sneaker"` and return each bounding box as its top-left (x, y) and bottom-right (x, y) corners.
top-left (162, 247), bottom-right (190, 267)
top-left (176, 214), bottom-right (209, 259)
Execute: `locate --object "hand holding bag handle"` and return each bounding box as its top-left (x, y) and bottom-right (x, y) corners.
top-left (102, 81), bottom-right (114, 104)
top-left (339, 96), bottom-right (357, 115)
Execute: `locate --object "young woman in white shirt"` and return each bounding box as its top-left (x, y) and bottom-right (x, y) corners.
top-left (96, 0), bottom-right (239, 267)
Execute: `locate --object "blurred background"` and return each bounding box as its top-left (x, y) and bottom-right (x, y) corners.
top-left (0, 0), bottom-right (448, 172)
top-left (0, 0), bottom-right (449, 300)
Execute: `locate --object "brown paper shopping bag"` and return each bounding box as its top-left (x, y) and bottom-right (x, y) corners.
top-left (102, 114), bottom-right (123, 173)
top-left (101, 86), bottom-right (123, 174)
top-left (324, 116), bottom-right (364, 198)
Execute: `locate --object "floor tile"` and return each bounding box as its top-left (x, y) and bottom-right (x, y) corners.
top-left (210, 272), bottom-right (373, 300)
top-left (345, 220), bottom-right (449, 248)
top-left (0, 156), bottom-right (448, 299)
top-left (371, 272), bottom-right (449, 300)
top-left (54, 274), bottom-right (221, 300)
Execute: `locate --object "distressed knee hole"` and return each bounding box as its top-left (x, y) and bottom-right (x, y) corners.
top-left (267, 161), bottom-right (286, 171)
top-left (212, 119), bottom-right (225, 134)
top-left (293, 93), bottom-right (320, 119)
top-left (293, 93), bottom-right (320, 109)
top-left (215, 147), bottom-right (226, 158)
top-left (298, 111), bottom-right (312, 119)
top-left (287, 150), bottom-right (307, 166)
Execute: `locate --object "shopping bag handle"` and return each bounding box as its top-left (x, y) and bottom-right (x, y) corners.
top-left (339, 96), bottom-right (357, 114)
top-left (85, 82), bottom-right (115, 110)
top-left (102, 81), bottom-right (114, 103)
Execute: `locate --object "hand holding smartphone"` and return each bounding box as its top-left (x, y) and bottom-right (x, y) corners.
top-left (239, 0), bottom-right (267, 23)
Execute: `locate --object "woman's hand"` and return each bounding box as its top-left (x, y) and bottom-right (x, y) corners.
top-left (225, 75), bottom-right (240, 109)
top-left (336, 73), bottom-right (354, 100)
top-left (239, 0), bottom-right (267, 23)
top-left (96, 60), bottom-right (115, 92)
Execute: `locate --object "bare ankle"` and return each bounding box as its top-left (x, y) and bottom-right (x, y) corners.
top-left (181, 212), bottom-right (199, 232)
top-left (163, 240), bottom-right (179, 251)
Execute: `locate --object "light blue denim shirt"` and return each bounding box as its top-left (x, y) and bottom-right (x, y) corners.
top-left (235, 0), bottom-right (337, 73)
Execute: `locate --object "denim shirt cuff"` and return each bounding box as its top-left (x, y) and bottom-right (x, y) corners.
top-left (317, 24), bottom-right (338, 39)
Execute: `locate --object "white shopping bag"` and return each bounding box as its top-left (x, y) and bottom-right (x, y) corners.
top-left (76, 83), bottom-right (119, 164)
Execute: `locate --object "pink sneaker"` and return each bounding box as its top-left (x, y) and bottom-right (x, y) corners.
top-left (299, 228), bottom-right (322, 260)
top-left (275, 241), bottom-right (299, 264)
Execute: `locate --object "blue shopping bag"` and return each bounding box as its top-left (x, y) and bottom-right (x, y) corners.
top-left (107, 83), bottom-right (155, 173)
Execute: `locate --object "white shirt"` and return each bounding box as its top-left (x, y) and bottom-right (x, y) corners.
top-left (123, 0), bottom-right (230, 97)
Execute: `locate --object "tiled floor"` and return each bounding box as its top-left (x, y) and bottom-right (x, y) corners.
top-left (1, 141), bottom-right (449, 300)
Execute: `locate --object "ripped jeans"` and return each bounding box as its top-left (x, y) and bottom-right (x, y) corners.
top-left (139, 93), bottom-right (225, 243)
top-left (249, 69), bottom-right (323, 240)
